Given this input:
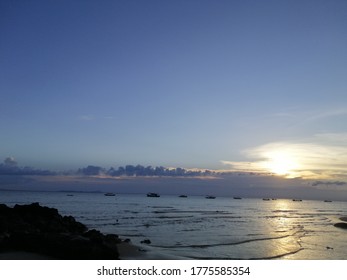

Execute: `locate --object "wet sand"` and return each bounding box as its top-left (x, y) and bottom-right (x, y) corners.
top-left (0, 241), bottom-right (182, 260)
top-left (0, 251), bottom-right (54, 260)
top-left (117, 242), bottom-right (187, 260)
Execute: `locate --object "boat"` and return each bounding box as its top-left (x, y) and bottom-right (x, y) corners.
top-left (179, 195), bottom-right (188, 198)
top-left (233, 197), bottom-right (242, 200)
top-left (147, 192), bottom-right (160, 197)
top-left (262, 198), bottom-right (271, 201)
top-left (324, 200), bottom-right (332, 202)
top-left (104, 193), bottom-right (116, 196)
top-left (292, 199), bottom-right (302, 202)
top-left (205, 195), bottom-right (216, 199)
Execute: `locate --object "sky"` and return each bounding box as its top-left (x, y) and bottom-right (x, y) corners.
top-left (1, 0), bottom-right (347, 192)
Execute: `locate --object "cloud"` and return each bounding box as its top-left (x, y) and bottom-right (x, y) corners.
top-left (314, 133), bottom-right (347, 143)
top-left (4, 157), bottom-right (17, 167)
top-left (77, 164), bottom-right (216, 178)
top-left (0, 157), bottom-right (55, 176)
top-left (220, 161), bottom-right (267, 173)
top-left (222, 134), bottom-right (347, 180)
top-left (311, 181), bottom-right (347, 187)
top-left (306, 108), bottom-right (347, 122)
top-left (2, 159), bottom-right (347, 200)
top-left (78, 165), bottom-right (105, 176)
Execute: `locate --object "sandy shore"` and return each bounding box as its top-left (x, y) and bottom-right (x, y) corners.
top-left (0, 242), bottom-right (140, 260)
top-left (117, 241), bottom-right (187, 260)
top-left (0, 251), bottom-right (54, 260)
top-left (0, 241), bottom-right (183, 260)
top-left (117, 242), bottom-right (146, 259)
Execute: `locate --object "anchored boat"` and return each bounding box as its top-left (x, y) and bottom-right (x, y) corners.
top-left (147, 192), bottom-right (160, 197)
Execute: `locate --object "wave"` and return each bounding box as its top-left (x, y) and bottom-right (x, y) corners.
top-left (152, 232), bottom-right (303, 249)
top-left (184, 248), bottom-right (304, 260)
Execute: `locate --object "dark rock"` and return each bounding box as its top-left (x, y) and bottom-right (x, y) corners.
top-left (334, 222), bottom-right (347, 229)
top-left (141, 239), bottom-right (151, 244)
top-left (105, 234), bottom-right (121, 243)
top-left (0, 203), bottom-right (120, 259)
top-left (83, 229), bottom-right (104, 243)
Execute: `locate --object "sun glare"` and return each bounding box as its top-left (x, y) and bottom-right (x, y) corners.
top-left (262, 151), bottom-right (300, 177)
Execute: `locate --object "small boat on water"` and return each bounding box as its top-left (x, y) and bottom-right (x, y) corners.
top-left (104, 193), bottom-right (116, 196)
top-left (233, 197), bottom-right (242, 200)
top-left (179, 195), bottom-right (188, 198)
top-left (324, 200), bottom-right (332, 202)
top-left (147, 192), bottom-right (160, 197)
top-left (292, 199), bottom-right (302, 202)
top-left (262, 198), bottom-right (271, 201)
top-left (205, 195), bottom-right (216, 199)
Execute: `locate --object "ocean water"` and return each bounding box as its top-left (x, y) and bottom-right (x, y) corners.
top-left (1, 190), bottom-right (347, 260)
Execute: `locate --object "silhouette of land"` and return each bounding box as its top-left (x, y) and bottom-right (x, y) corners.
top-left (0, 203), bottom-right (127, 259)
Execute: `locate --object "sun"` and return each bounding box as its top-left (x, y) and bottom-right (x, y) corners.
top-left (263, 151), bottom-right (300, 177)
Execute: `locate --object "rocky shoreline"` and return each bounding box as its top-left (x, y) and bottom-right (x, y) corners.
top-left (0, 203), bottom-right (123, 259)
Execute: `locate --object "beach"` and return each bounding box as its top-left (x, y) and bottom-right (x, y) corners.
top-left (0, 243), bottom-right (146, 260)
top-left (1, 191), bottom-right (347, 260)
top-left (0, 201), bottom-right (185, 260)
top-left (0, 233), bottom-right (181, 260)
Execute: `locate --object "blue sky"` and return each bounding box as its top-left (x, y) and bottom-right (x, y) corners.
top-left (1, 0), bottom-right (347, 180)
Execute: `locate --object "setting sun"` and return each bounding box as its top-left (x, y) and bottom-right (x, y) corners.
top-left (262, 151), bottom-right (300, 177)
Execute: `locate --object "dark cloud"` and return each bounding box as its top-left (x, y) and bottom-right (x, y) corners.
top-left (0, 158), bottom-right (263, 179)
top-left (311, 180), bottom-right (347, 187)
top-left (76, 164), bottom-right (219, 177)
top-left (104, 165), bottom-right (213, 177)
top-left (77, 164), bottom-right (268, 178)
top-left (4, 157), bottom-right (17, 167)
top-left (78, 165), bottom-right (105, 176)
top-left (2, 160), bottom-right (347, 201)
top-left (0, 157), bottom-right (55, 176)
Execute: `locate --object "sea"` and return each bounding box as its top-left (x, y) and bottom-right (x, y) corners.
top-left (1, 190), bottom-right (347, 260)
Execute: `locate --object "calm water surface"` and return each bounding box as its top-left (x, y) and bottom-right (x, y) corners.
top-left (1, 190), bottom-right (347, 259)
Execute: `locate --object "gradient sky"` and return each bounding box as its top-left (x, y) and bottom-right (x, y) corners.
top-left (1, 0), bottom-right (347, 179)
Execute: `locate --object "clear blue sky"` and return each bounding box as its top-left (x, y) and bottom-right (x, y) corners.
top-left (1, 0), bottom-right (347, 175)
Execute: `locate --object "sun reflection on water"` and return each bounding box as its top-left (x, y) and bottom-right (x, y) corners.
top-left (263, 199), bottom-right (305, 259)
